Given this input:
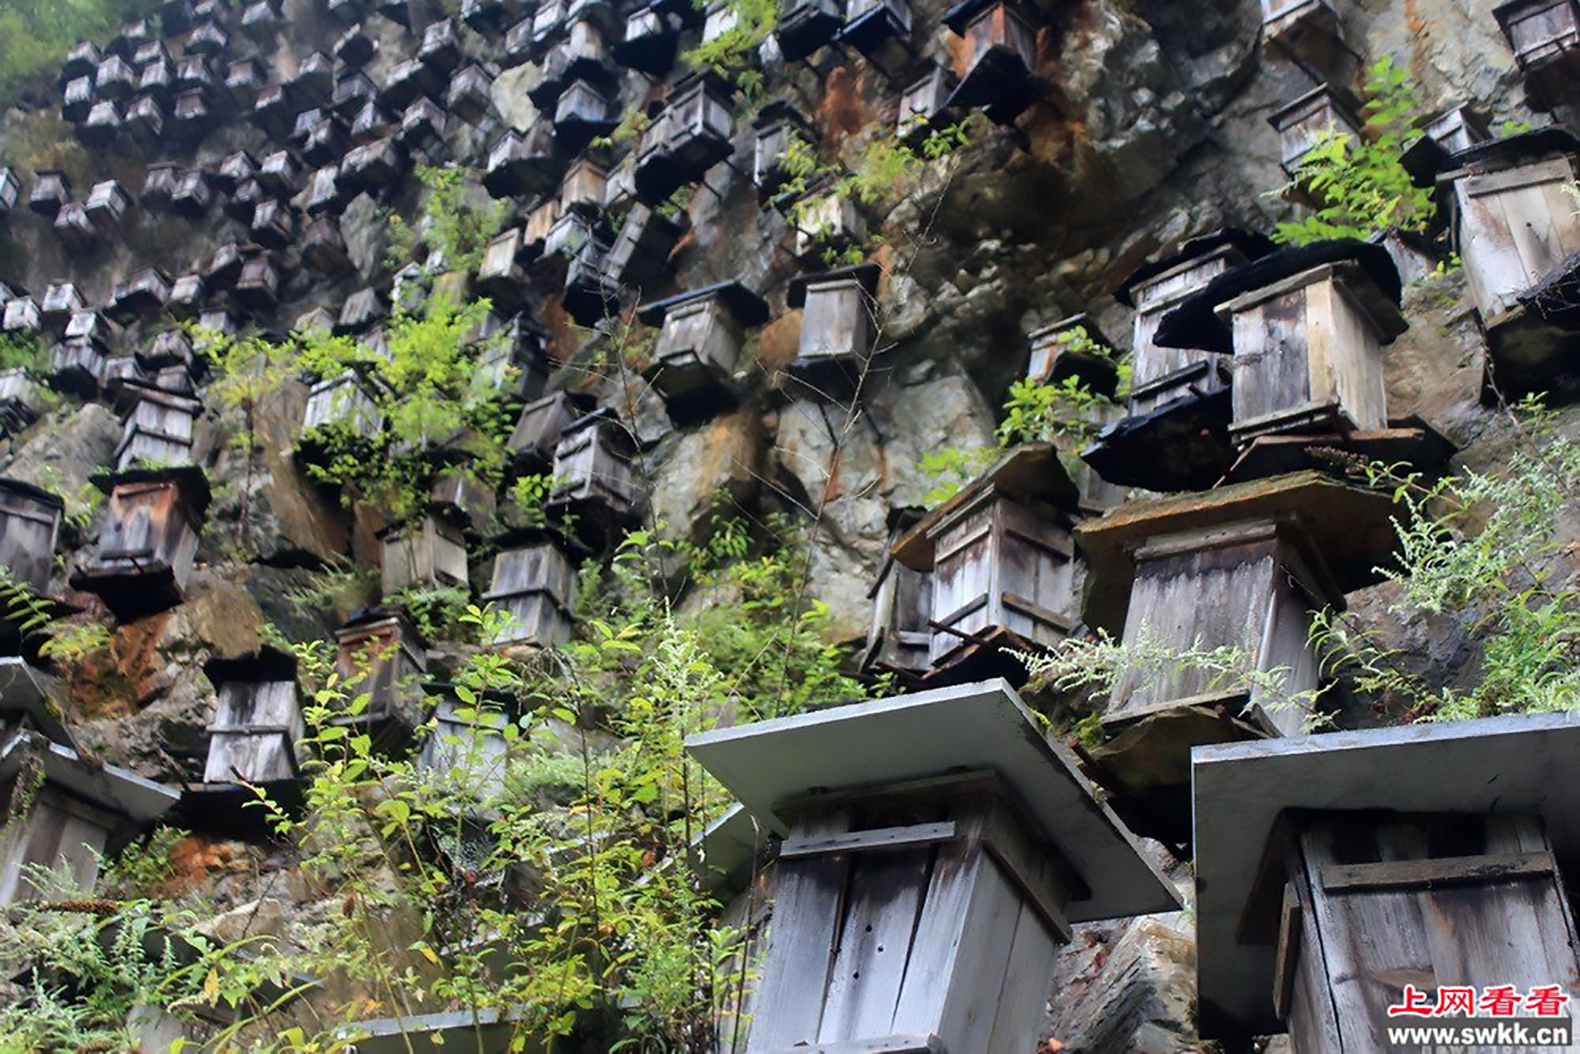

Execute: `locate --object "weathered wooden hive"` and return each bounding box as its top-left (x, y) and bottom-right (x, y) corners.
top-left (28, 170), bottom-right (71, 218)
top-left (84, 180), bottom-right (129, 233)
top-left (349, 101), bottom-right (394, 147)
top-left (788, 186), bottom-right (867, 262)
top-left (115, 381), bottom-right (201, 472)
top-left (1269, 85), bottom-right (1361, 177)
top-left (606, 202), bottom-right (686, 288)
top-left (233, 254), bottom-right (281, 313)
top-left (419, 17), bottom-right (465, 76)
top-left (637, 281), bottom-right (769, 419)
top-left (202, 652), bottom-right (302, 787)
top-left (2, 296), bottom-right (38, 335)
top-left (71, 465), bottom-right (211, 618)
top-left (250, 83), bottom-right (292, 137)
top-left (49, 335), bottom-right (108, 398)
top-left (860, 509), bottom-right (933, 679)
top-left (446, 63), bottom-right (493, 125)
top-left (40, 282), bottom-right (85, 328)
top-left (475, 227), bottom-right (531, 312)
top-left (752, 102), bottom-right (814, 201)
top-left (289, 51), bottom-right (335, 108)
top-left (378, 512), bottom-right (469, 594)
top-left (777, 0), bottom-right (841, 61)
top-left (339, 139), bottom-right (409, 198)
top-left (840, 0), bottom-right (913, 64)
top-left (785, 263), bottom-right (881, 397)
top-left (332, 605), bottom-right (428, 744)
top-left (553, 78), bottom-right (616, 148)
top-left (139, 162), bottom-right (179, 211)
top-left (383, 57), bottom-right (441, 112)
top-left (688, 681), bottom-right (1180, 1054)
top-left (1437, 129), bottom-right (1580, 395)
top-left (633, 72), bottom-right (733, 203)
top-left (1083, 229), bottom-right (1273, 493)
top-left (0, 730), bottom-right (177, 904)
top-left (1494, 0), bottom-right (1580, 110)
top-left (483, 122), bottom-right (565, 198)
top-left (472, 313), bottom-right (550, 405)
top-left (124, 96), bottom-right (164, 144)
top-left (301, 369), bottom-right (385, 447)
top-left (331, 70), bottom-right (379, 119)
top-left (1150, 241), bottom-right (1410, 456)
top-left (1075, 471), bottom-right (1399, 845)
top-left (613, 2), bottom-right (680, 74)
top-left (415, 684), bottom-right (518, 800)
top-left (0, 372), bottom-right (42, 438)
top-left (559, 154), bottom-right (607, 214)
top-left (400, 97), bottom-right (447, 155)
top-left (53, 203), bottom-right (99, 253)
top-left (109, 268), bottom-right (171, 322)
top-left (941, 0), bottom-right (1039, 124)
top-left (0, 479), bottom-right (64, 594)
top-left (892, 445), bottom-right (1081, 686)
top-left (1195, 714), bottom-right (1580, 1052)
top-left (302, 215), bottom-right (354, 277)
top-left (547, 409), bottom-right (640, 540)
top-left (482, 533), bottom-right (578, 647)
top-left (561, 232), bottom-right (620, 326)
top-left (62, 75), bottom-right (95, 123)
top-left (225, 56), bottom-right (266, 110)
top-left (508, 390), bottom-right (595, 470)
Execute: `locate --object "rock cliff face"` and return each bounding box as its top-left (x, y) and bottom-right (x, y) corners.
top-left (0, 0), bottom-right (1578, 1048)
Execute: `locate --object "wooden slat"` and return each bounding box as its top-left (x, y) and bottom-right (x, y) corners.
top-left (780, 822), bottom-right (958, 860)
top-left (1272, 883), bottom-right (1300, 1020)
top-left (1319, 851), bottom-right (1557, 892)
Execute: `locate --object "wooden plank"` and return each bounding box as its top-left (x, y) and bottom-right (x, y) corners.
top-left (746, 812), bottom-right (851, 1053)
top-left (816, 846), bottom-right (934, 1043)
top-left (1272, 883), bottom-right (1300, 1020)
top-left (1320, 851), bottom-right (1558, 892)
top-left (984, 898), bottom-right (1058, 1053)
top-left (780, 822), bottom-right (958, 860)
top-left (889, 842), bottom-right (978, 1036)
top-left (766, 1035), bottom-right (940, 1054)
top-left (933, 856), bottom-right (1027, 1054)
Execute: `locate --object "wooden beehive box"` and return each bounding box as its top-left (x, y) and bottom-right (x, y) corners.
top-left (509, 390), bottom-right (593, 470)
top-left (553, 78), bottom-right (615, 147)
top-left (547, 409), bottom-right (639, 532)
top-left (0, 371), bottom-right (42, 438)
top-left (48, 339), bottom-right (106, 398)
top-left (416, 687), bottom-right (515, 796)
top-left (606, 202), bottom-right (685, 288)
top-left (1260, 0), bottom-right (1342, 67)
top-left (482, 535), bottom-right (578, 647)
top-left (777, 0), bottom-right (841, 61)
top-left (1218, 258), bottom-right (1406, 445)
top-left (688, 682), bottom-right (1181, 1054)
top-left (419, 17), bottom-right (464, 75)
top-left (0, 479), bottom-right (63, 594)
top-left (289, 50), bottom-right (334, 107)
top-left (116, 383), bottom-right (200, 471)
top-left (53, 204), bottom-right (98, 253)
top-left (476, 228), bottom-right (530, 312)
top-left (28, 170), bottom-right (70, 218)
top-left (224, 56), bottom-right (265, 109)
top-left (62, 75), bottom-right (95, 123)
top-left (1077, 471), bottom-right (1400, 843)
top-left (140, 162), bottom-right (180, 210)
top-left (562, 237), bottom-right (619, 325)
top-left (429, 469), bottom-right (497, 534)
top-left (941, 0), bottom-right (1038, 122)
top-left (1194, 714), bottom-right (1580, 1049)
top-left (472, 313), bottom-right (550, 405)
top-left (110, 268), bottom-right (171, 322)
top-left (332, 605), bottom-right (428, 738)
top-left (1440, 130), bottom-right (1580, 324)
top-left (124, 97), bottom-right (164, 145)
top-left (785, 263), bottom-right (880, 396)
top-left (633, 74), bottom-right (733, 203)
top-left (1269, 85), bottom-right (1361, 177)
top-left (483, 123), bottom-right (565, 199)
top-left (302, 370), bottom-right (385, 440)
top-left (1422, 103), bottom-right (1490, 156)
top-left (95, 54), bottom-right (136, 100)
top-left (331, 70), bottom-right (378, 118)
top-left (71, 465), bottom-right (211, 617)
top-left (790, 188), bottom-right (867, 262)
top-left (861, 512), bottom-right (933, 678)
top-left (637, 281), bottom-right (768, 415)
top-left (234, 255), bottom-right (281, 313)
top-left (893, 445), bottom-right (1081, 683)
top-left (400, 96), bottom-right (448, 154)
top-left (40, 283), bottom-right (85, 327)
top-left (257, 149), bottom-right (302, 197)
top-left (203, 655), bottom-right (302, 786)
top-left (613, 3), bottom-right (679, 74)
top-left (0, 731), bottom-right (177, 904)
top-left (379, 512), bottom-right (469, 594)
top-left (302, 215), bottom-right (353, 277)
top-left (250, 198), bottom-right (294, 250)
top-left (250, 83), bottom-right (292, 138)
top-left (1027, 315), bottom-right (1121, 394)
top-left (447, 63), bottom-right (493, 125)
top-left (2, 297), bottom-right (38, 335)
top-left (752, 102), bottom-right (814, 200)
top-left (841, 0), bottom-right (912, 59)
top-left (84, 181), bottom-right (129, 233)
top-left (170, 90), bottom-right (214, 141)
top-left (559, 155), bottom-right (607, 214)
top-left (1494, 0), bottom-right (1580, 110)
top-left (171, 169), bottom-right (212, 219)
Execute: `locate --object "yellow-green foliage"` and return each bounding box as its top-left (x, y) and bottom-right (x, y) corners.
top-left (0, 0), bottom-right (158, 104)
